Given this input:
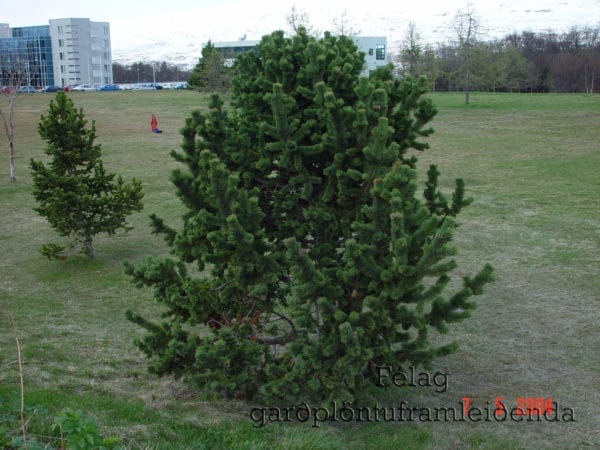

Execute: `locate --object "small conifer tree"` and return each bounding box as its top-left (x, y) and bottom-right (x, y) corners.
top-left (125, 29), bottom-right (493, 403)
top-left (31, 92), bottom-right (144, 259)
top-left (188, 40), bottom-right (230, 92)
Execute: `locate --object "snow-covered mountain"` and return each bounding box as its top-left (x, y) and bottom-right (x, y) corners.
top-left (112, 32), bottom-right (203, 68)
top-left (110, 0), bottom-right (599, 68)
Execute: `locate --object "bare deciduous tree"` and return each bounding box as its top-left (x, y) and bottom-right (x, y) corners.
top-left (0, 58), bottom-right (30, 183)
top-left (452, 5), bottom-right (481, 104)
top-left (584, 63), bottom-right (596, 94)
top-left (287, 6), bottom-right (314, 35)
top-left (400, 21), bottom-right (424, 79)
top-left (330, 9), bottom-right (360, 37)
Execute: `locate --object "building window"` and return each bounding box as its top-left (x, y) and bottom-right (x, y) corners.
top-left (375, 44), bottom-right (385, 61)
top-left (368, 48), bottom-right (373, 56)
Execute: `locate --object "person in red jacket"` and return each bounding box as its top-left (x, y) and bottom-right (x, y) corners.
top-left (151, 114), bottom-right (162, 133)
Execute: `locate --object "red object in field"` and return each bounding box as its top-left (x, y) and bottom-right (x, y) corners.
top-left (151, 114), bottom-right (158, 132)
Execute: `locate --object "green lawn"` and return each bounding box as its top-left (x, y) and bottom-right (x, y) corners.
top-left (1, 90), bottom-right (598, 449)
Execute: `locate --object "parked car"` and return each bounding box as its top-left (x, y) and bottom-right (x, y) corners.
top-left (71, 84), bottom-right (96, 92)
top-left (131, 83), bottom-right (156, 90)
top-left (17, 85), bottom-right (36, 93)
top-left (96, 84), bottom-right (120, 91)
top-left (43, 85), bottom-right (63, 93)
top-left (161, 82), bottom-right (188, 90)
top-left (1, 86), bottom-right (12, 94)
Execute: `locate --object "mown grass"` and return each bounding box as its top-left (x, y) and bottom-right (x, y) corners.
top-left (1, 90), bottom-right (598, 449)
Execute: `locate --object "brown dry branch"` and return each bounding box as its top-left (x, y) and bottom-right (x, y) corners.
top-left (7, 310), bottom-right (28, 449)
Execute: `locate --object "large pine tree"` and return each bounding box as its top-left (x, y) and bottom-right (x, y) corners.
top-left (31, 92), bottom-right (144, 259)
top-left (126, 29), bottom-right (493, 403)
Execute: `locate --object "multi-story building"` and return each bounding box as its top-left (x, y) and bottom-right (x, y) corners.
top-left (49, 18), bottom-right (112, 87)
top-left (0, 24), bottom-right (54, 87)
top-left (0, 18), bottom-right (112, 88)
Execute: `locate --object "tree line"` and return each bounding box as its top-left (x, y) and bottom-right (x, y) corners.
top-left (399, 25), bottom-right (600, 94)
top-left (112, 61), bottom-right (191, 84)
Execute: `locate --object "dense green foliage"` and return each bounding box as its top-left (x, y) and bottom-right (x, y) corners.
top-left (0, 394), bottom-right (121, 449)
top-left (126, 29), bottom-right (493, 403)
top-left (31, 92), bottom-right (144, 258)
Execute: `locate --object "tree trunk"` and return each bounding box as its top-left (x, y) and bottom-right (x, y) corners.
top-left (1, 94), bottom-right (17, 182)
top-left (465, 63), bottom-right (471, 105)
top-left (84, 240), bottom-right (95, 259)
top-left (9, 138), bottom-right (16, 183)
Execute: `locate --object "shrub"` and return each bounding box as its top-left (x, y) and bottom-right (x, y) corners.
top-left (126, 28), bottom-right (493, 403)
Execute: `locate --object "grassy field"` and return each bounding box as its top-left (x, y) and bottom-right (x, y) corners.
top-left (0, 90), bottom-right (598, 449)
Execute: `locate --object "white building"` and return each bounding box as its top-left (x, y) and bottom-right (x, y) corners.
top-left (0, 23), bottom-right (10, 38)
top-left (354, 36), bottom-right (388, 74)
top-left (49, 18), bottom-right (112, 86)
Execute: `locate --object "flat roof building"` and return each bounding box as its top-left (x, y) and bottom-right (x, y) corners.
top-left (0, 24), bottom-right (54, 87)
top-left (49, 18), bottom-right (112, 87)
top-left (213, 40), bottom-right (260, 67)
top-left (213, 40), bottom-right (260, 57)
top-left (0, 18), bottom-right (112, 88)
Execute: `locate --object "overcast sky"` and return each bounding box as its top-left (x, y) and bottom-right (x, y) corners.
top-left (2, 0), bottom-right (599, 53)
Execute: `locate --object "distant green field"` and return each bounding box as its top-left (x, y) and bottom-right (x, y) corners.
top-left (1, 90), bottom-right (598, 449)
